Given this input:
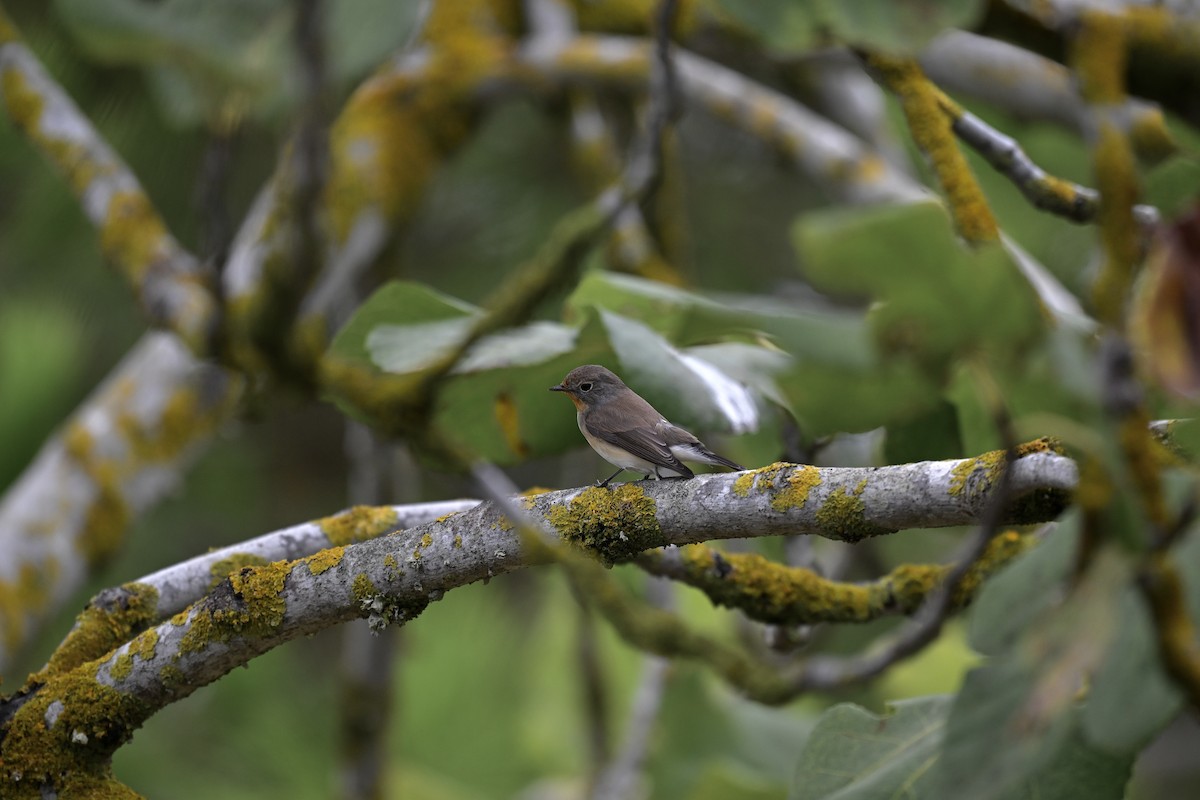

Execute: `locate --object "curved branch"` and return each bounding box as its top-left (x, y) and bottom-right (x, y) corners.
top-left (0, 334), bottom-right (242, 672)
top-left (0, 444), bottom-right (1078, 787)
top-left (0, 13), bottom-right (219, 353)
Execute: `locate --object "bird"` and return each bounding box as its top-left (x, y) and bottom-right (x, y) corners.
top-left (550, 364), bottom-right (744, 487)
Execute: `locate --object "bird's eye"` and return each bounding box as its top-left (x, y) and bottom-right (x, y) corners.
top-left (579, 382), bottom-right (593, 392)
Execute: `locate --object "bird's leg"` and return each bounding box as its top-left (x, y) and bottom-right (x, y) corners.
top-left (597, 467), bottom-right (625, 488)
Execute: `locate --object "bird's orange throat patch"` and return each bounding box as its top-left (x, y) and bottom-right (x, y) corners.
top-left (565, 394), bottom-right (586, 411)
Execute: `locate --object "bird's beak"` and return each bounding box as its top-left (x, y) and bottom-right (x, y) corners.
top-left (549, 383), bottom-right (568, 393)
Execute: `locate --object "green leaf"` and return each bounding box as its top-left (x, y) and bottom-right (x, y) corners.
top-left (790, 694), bottom-right (1131, 800)
top-left (968, 512), bottom-right (1079, 655)
top-left (941, 546), bottom-right (1131, 800)
top-left (330, 281), bottom-right (479, 367)
top-left (55, 0), bottom-right (292, 125)
top-left (1082, 588), bottom-right (1183, 753)
top-left (793, 201), bottom-right (1043, 370)
top-left (776, 358), bottom-right (940, 437)
top-left (599, 309), bottom-right (775, 436)
top-left (883, 400), bottom-right (962, 463)
top-left (565, 271), bottom-right (707, 338)
top-left (710, 0), bottom-right (822, 54)
top-left (789, 696), bottom-right (951, 800)
top-left (814, 0), bottom-right (986, 55)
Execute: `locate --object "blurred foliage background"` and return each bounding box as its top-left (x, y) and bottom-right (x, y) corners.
top-left (3, 0), bottom-right (1200, 798)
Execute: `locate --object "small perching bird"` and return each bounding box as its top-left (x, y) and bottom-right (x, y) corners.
top-left (550, 364), bottom-right (744, 487)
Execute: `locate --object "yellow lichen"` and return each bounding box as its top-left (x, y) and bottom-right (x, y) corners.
top-left (1072, 11), bottom-right (1128, 105)
top-left (658, 532), bottom-right (1034, 625)
top-left (494, 392), bottom-right (529, 458)
top-left (866, 53), bottom-right (997, 245)
top-left (453, 534), bottom-right (463, 549)
top-left (1092, 124), bottom-right (1141, 325)
top-left (107, 628), bottom-right (158, 683)
top-left (949, 437), bottom-right (1064, 497)
top-left (37, 583), bottom-right (160, 679)
top-left (178, 563), bottom-right (289, 655)
top-left (207, 553), bottom-right (269, 590)
top-left (352, 573), bottom-right (379, 607)
top-left (1, 68), bottom-right (45, 135)
top-left (731, 463), bottom-right (820, 512)
top-left (546, 483), bottom-right (661, 563)
top-left (304, 546), bottom-right (346, 576)
top-left (319, 505), bottom-right (399, 546)
top-left (99, 190), bottom-right (169, 283)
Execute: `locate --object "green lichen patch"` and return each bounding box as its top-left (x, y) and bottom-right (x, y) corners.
top-left (177, 563), bottom-right (290, 655)
top-left (208, 553), bottom-right (270, 590)
top-left (107, 628), bottom-right (159, 683)
top-left (675, 544), bottom-right (874, 624)
top-left (1, 68), bottom-right (45, 136)
top-left (815, 479), bottom-right (891, 543)
top-left (319, 505), bottom-right (399, 546)
top-left (546, 484), bottom-right (662, 564)
top-left (99, 190), bottom-right (169, 283)
top-left (0, 563), bottom-right (55, 654)
top-left (39, 583), bottom-right (160, 678)
top-left (352, 572), bottom-right (427, 633)
top-left (453, 534), bottom-right (463, 549)
top-left (1, 667), bottom-right (152, 798)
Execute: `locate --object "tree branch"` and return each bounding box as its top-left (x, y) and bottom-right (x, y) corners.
top-left (0, 9), bottom-right (219, 353)
top-left (0, 335), bottom-right (242, 673)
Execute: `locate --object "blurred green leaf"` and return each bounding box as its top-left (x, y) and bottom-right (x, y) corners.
top-left (968, 512), bottom-right (1079, 656)
top-left (1082, 588), bottom-right (1183, 754)
top-left (776, 358), bottom-right (939, 436)
top-left (55, 0), bottom-right (291, 125)
top-left (789, 696), bottom-right (951, 800)
top-left (941, 545), bottom-right (1131, 800)
top-left (330, 281), bottom-right (478, 366)
top-left (793, 201), bottom-right (1043, 370)
top-left (815, 0), bottom-right (985, 54)
top-left (883, 400), bottom-right (962, 463)
top-left (54, 0), bottom-right (419, 126)
top-left (711, 0), bottom-right (822, 54)
top-left (934, 661), bottom-right (1133, 800)
top-left (599, 309), bottom-right (776, 435)
top-left (565, 271), bottom-right (711, 338)
top-left (1084, 516), bottom-right (1200, 752)
top-left (655, 670), bottom-right (811, 800)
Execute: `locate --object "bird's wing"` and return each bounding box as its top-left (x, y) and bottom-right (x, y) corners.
top-left (660, 422), bottom-right (744, 471)
top-left (585, 404), bottom-right (694, 478)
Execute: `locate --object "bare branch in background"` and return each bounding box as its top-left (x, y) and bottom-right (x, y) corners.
top-left (0, 19), bottom-right (219, 352)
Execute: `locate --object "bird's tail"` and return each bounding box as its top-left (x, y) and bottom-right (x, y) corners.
top-left (675, 443), bottom-right (743, 471)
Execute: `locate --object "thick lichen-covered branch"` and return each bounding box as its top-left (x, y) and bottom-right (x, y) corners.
top-left (0, 443), bottom-right (1079, 789)
top-left (863, 52), bottom-right (998, 245)
top-left (38, 500), bottom-right (478, 676)
top-left (636, 532), bottom-right (1034, 626)
top-left (0, 10), bottom-right (219, 353)
top-left (0, 334), bottom-right (242, 673)
top-left (919, 30), bottom-right (1176, 165)
top-left (933, 88), bottom-right (1158, 228)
